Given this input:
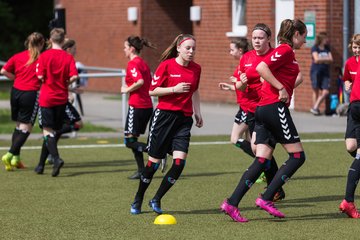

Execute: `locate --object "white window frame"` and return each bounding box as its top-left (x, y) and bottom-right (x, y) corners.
top-left (226, 0), bottom-right (247, 37)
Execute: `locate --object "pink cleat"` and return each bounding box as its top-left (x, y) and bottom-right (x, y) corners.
top-left (220, 199), bottom-right (248, 222)
top-left (339, 199), bottom-right (360, 218)
top-left (255, 197), bottom-right (285, 218)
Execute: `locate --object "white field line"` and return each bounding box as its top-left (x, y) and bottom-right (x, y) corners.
top-left (0, 138), bottom-right (343, 151)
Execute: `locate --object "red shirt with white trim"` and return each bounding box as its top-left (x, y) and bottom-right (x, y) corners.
top-left (36, 49), bottom-right (78, 107)
top-left (350, 62), bottom-right (360, 102)
top-left (343, 56), bottom-right (358, 83)
top-left (258, 44), bottom-right (299, 107)
top-left (150, 58), bottom-right (201, 116)
top-left (240, 48), bottom-right (274, 112)
top-left (3, 50), bottom-right (41, 91)
top-left (125, 56), bottom-right (153, 108)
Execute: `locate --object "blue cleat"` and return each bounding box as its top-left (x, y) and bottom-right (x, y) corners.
top-left (149, 199), bottom-right (163, 214)
top-left (130, 199), bottom-right (143, 215)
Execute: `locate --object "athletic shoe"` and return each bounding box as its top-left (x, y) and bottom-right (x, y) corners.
top-left (34, 165), bottom-right (44, 175)
top-left (220, 199), bottom-right (248, 222)
top-left (128, 171), bottom-right (141, 180)
top-left (52, 158), bottom-right (64, 177)
top-left (149, 199), bottom-right (163, 214)
top-left (339, 199), bottom-right (360, 218)
top-left (2, 152), bottom-right (13, 171)
top-left (310, 108), bottom-right (320, 116)
top-left (130, 198), bottom-right (143, 215)
top-left (255, 197), bottom-right (285, 218)
top-left (256, 172), bottom-right (266, 183)
top-left (273, 189), bottom-right (286, 202)
top-left (11, 156), bottom-right (26, 169)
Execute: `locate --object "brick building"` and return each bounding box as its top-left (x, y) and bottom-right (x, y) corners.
top-left (59, 0), bottom-right (357, 111)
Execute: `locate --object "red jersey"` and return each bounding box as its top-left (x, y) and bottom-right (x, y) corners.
top-left (232, 65), bottom-right (246, 108)
top-left (3, 50), bottom-right (41, 91)
top-left (258, 44), bottom-right (299, 107)
top-left (350, 62), bottom-right (360, 102)
top-left (125, 56), bottom-right (153, 108)
top-left (240, 48), bottom-right (274, 112)
top-left (343, 56), bottom-right (358, 82)
top-left (36, 49), bottom-right (78, 107)
top-left (150, 58), bottom-right (201, 116)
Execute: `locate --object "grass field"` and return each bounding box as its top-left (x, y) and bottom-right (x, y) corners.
top-left (0, 134), bottom-right (360, 240)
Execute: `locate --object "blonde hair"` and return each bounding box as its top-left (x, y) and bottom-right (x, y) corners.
top-left (348, 34), bottom-right (360, 50)
top-left (24, 32), bottom-right (45, 66)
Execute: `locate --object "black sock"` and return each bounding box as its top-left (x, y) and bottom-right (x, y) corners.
top-left (38, 139), bottom-right (49, 167)
top-left (262, 152), bottom-right (306, 201)
top-left (9, 128), bottom-right (21, 154)
top-left (135, 161), bottom-right (159, 200)
top-left (57, 123), bottom-right (73, 135)
top-left (9, 130), bottom-right (30, 155)
top-left (228, 157), bottom-right (267, 206)
top-left (125, 137), bottom-right (147, 152)
top-left (235, 139), bottom-right (255, 157)
top-left (132, 149), bottom-right (144, 172)
top-left (153, 158), bottom-right (186, 201)
top-left (45, 135), bottom-right (60, 159)
top-left (345, 155), bottom-right (360, 202)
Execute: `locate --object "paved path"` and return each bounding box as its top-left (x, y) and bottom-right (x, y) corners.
top-left (0, 92), bottom-right (347, 140)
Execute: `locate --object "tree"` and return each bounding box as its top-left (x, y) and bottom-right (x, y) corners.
top-left (0, 0), bottom-right (53, 60)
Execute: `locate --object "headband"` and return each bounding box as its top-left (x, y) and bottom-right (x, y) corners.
top-left (178, 38), bottom-right (193, 46)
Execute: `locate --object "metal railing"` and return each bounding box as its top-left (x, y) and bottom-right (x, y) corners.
top-left (0, 64), bottom-right (129, 128)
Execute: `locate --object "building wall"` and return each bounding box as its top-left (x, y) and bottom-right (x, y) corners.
top-left (60, 0), bottom-right (347, 111)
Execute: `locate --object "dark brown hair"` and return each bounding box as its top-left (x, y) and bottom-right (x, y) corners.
top-left (126, 36), bottom-right (156, 54)
top-left (277, 19), bottom-right (307, 47)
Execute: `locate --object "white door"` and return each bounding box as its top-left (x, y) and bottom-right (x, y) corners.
top-left (276, 0), bottom-right (295, 109)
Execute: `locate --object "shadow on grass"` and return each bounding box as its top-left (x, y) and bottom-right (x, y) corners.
top-left (152, 171), bottom-right (240, 180)
top-left (63, 159), bottom-right (134, 169)
top-left (65, 168), bottom-right (128, 177)
top-left (292, 175), bottom-right (346, 181)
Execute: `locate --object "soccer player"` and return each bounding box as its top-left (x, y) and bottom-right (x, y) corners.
top-left (339, 34), bottom-right (360, 218)
top-left (130, 34), bottom-right (203, 214)
top-left (122, 36), bottom-right (155, 180)
top-left (1, 32), bottom-right (45, 171)
top-left (218, 38), bottom-right (252, 157)
top-left (34, 28), bottom-right (78, 177)
top-left (221, 19), bottom-right (307, 222)
top-left (220, 23), bottom-right (287, 222)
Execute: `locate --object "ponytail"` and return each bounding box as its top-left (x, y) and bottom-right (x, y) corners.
top-left (159, 34), bottom-right (195, 62)
top-left (25, 32), bottom-right (45, 66)
top-left (127, 36), bottom-right (156, 54)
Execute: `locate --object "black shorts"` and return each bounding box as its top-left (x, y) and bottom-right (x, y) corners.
top-left (147, 109), bottom-right (193, 159)
top-left (64, 102), bottom-right (81, 124)
top-left (254, 102), bottom-right (300, 148)
top-left (234, 107), bottom-right (248, 124)
top-left (38, 104), bottom-right (66, 130)
top-left (346, 102), bottom-right (360, 147)
top-left (10, 87), bottom-right (39, 125)
top-left (247, 111), bottom-right (255, 135)
top-left (124, 106), bottom-right (153, 136)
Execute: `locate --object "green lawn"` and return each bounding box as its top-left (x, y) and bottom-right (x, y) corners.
top-left (0, 134), bottom-right (359, 239)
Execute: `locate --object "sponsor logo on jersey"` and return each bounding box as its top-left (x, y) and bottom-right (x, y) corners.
top-left (245, 63), bottom-right (252, 67)
top-left (350, 71), bottom-right (357, 75)
top-left (170, 74), bottom-right (181, 77)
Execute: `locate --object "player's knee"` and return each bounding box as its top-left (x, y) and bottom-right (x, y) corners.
top-left (289, 151), bottom-right (306, 165)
